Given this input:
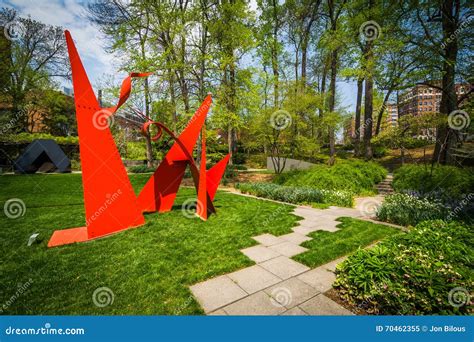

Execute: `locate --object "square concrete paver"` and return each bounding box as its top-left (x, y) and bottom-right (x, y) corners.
top-left (190, 275), bottom-right (247, 313)
top-left (293, 207), bottom-right (326, 218)
top-left (222, 291), bottom-right (286, 315)
top-left (264, 278), bottom-right (319, 309)
top-left (240, 245), bottom-right (281, 263)
top-left (279, 232), bottom-right (312, 245)
top-left (297, 219), bottom-right (321, 228)
top-left (252, 233), bottom-right (285, 246)
top-left (323, 256), bottom-right (347, 272)
top-left (281, 306), bottom-right (308, 315)
top-left (269, 242), bottom-right (308, 257)
top-left (292, 225), bottom-right (320, 235)
top-left (297, 267), bottom-right (336, 293)
top-left (260, 256), bottom-right (310, 280)
top-left (298, 294), bottom-right (354, 315)
top-left (227, 265), bottom-right (282, 294)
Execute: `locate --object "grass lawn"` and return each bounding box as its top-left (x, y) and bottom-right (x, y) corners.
top-left (0, 174), bottom-right (398, 314)
top-left (294, 218), bottom-right (401, 268)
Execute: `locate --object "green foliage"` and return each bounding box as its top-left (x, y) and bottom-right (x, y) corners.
top-left (274, 160), bottom-right (387, 195)
top-left (236, 182), bottom-right (353, 207)
top-left (334, 220), bottom-right (473, 315)
top-left (124, 142), bottom-right (147, 161)
top-left (0, 133), bottom-right (78, 145)
top-left (393, 164), bottom-right (474, 200)
top-left (246, 153), bottom-right (266, 168)
top-left (128, 165), bottom-right (155, 173)
top-left (376, 193), bottom-right (448, 226)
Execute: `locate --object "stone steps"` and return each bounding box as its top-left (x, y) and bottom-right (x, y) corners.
top-left (375, 173), bottom-right (394, 195)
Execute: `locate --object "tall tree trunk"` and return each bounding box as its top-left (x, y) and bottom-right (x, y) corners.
top-left (319, 58), bottom-right (328, 118)
top-left (363, 41), bottom-right (374, 160)
top-left (140, 37), bottom-right (154, 168)
top-left (328, 49), bottom-right (338, 165)
top-left (433, 0), bottom-right (459, 165)
top-left (271, 0), bottom-right (279, 107)
top-left (301, 39), bottom-right (308, 89)
top-left (168, 66), bottom-right (178, 133)
top-left (375, 90), bottom-right (392, 135)
top-left (354, 76), bottom-right (364, 156)
top-left (143, 77), bottom-right (154, 168)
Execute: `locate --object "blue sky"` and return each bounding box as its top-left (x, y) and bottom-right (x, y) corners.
top-left (2, 0), bottom-right (358, 112)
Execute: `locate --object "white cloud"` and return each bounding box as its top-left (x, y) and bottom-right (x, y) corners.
top-left (2, 0), bottom-right (123, 87)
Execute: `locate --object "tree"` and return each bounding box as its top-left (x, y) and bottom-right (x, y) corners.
top-left (209, 0), bottom-right (255, 165)
top-left (0, 8), bottom-right (68, 132)
top-left (399, 0), bottom-right (473, 164)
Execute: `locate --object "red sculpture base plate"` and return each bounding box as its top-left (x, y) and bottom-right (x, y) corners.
top-left (47, 224), bottom-right (143, 247)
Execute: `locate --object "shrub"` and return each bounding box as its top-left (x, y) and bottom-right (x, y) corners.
top-left (393, 164), bottom-right (474, 200)
top-left (246, 153), bottom-right (266, 168)
top-left (334, 220), bottom-right (473, 315)
top-left (236, 182), bottom-right (353, 207)
top-left (274, 160), bottom-right (387, 195)
top-left (128, 165), bottom-right (155, 173)
top-left (376, 193), bottom-right (448, 226)
top-left (0, 133), bottom-right (78, 144)
top-left (233, 164), bottom-right (248, 170)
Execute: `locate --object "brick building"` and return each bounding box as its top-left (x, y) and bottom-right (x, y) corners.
top-left (399, 83), bottom-right (470, 117)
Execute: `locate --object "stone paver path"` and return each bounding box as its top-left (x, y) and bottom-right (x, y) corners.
top-left (189, 189), bottom-right (403, 315)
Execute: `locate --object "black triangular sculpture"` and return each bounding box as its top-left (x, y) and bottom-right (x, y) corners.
top-left (14, 139), bottom-right (71, 174)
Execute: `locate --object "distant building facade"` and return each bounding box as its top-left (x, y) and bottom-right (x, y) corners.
top-left (399, 83), bottom-right (470, 117)
top-left (386, 103), bottom-right (398, 127)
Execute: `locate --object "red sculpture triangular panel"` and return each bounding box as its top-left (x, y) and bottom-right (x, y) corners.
top-left (48, 31), bottom-right (146, 247)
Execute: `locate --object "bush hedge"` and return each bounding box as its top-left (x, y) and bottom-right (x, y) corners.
top-left (0, 133), bottom-right (78, 145)
top-left (236, 182), bottom-right (353, 207)
top-left (393, 164), bottom-right (474, 200)
top-left (274, 160), bottom-right (387, 196)
top-left (128, 165), bottom-right (156, 173)
top-left (376, 193), bottom-right (449, 226)
top-left (334, 220), bottom-right (473, 315)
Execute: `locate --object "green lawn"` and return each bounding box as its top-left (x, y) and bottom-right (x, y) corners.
top-left (294, 218), bottom-right (401, 268)
top-left (0, 174), bottom-right (398, 314)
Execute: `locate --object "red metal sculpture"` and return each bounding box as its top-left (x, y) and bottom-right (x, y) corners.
top-left (47, 31), bottom-right (229, 247)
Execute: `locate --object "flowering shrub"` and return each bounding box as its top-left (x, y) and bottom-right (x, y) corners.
top-left (236, 182), bottom-right (353, 207)
top-left (334, 220), bottom-right (473, 315)
top-left (376, 193), bottom-right (448, 226)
